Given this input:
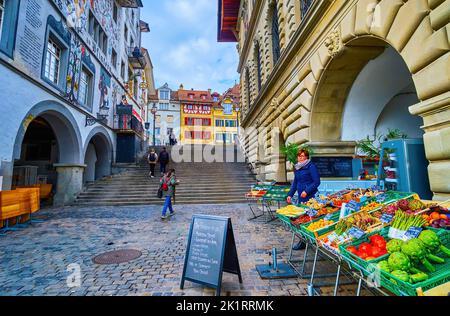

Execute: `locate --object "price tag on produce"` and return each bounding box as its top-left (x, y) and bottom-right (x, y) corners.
top-left (327, 232), bottom-right (339, 243)
top-left (324, 213), bottom-right (333, 221)
top-left (380, 214), bottom-right (394, 224)
top-left (371, 185), bottom-right (382, 191)
top-left (306, 209), bottom-right (318, 217)
top-left (388, 227), bottom-right (406, 240)
top-left (347, 200), bottom-right (361, 212)
top-left (376, 194), bottom-right (386, 203)
top-left (347, 227), bottom-right (366, 239)
top-left (404, 226), bottom-right (423, 240)
top-left (359, 196), bottom-right (368, 203)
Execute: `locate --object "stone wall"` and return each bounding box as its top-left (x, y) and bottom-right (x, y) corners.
top-left (238, 0), bottom-right (450, 200)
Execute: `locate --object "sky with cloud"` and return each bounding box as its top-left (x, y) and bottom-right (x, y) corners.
top-left (140, 0), bottom-right (239, 94)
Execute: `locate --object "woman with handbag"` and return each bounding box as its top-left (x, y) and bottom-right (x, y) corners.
top-left (159, 169), bottom-right (177, 220)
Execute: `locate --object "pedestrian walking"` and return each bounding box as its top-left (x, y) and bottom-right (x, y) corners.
top-left (287, 148), bottom-right (321, 250)
top-left (147, 148), bottom-right (158, 178)
top-left (169, 132), bottom-right (177, 146)
top-left (160, 169), bottom-right (177, 220)
top-left (158, 147), bottom-right (170, 175)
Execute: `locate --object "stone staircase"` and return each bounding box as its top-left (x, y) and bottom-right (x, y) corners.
top-left (75, 146), bottom-right (256, 206)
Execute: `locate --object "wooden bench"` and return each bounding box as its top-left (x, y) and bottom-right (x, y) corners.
top-left (15, 188), bottom-right (40, 223)
top-left (0, 190), bottom-right (25, 229)
top-left (0, 188), bottom-right (40, 230)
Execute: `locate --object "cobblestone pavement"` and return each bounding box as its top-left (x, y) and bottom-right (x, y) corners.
top-left (0, 204), bottom-right (371, 296)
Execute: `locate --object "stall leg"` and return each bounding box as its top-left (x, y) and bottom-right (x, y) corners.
top-left (300, 242), bottom-right (309, 277)
top-left (334, 264), bottom-right (341, 297)
top-left (307, 246), bottom-right (319, 296)
top-left (356, 272), bottom-right (363, 296)
top-left (288, 232), bottom-right (295, 262)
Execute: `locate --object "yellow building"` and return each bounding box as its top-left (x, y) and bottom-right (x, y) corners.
top-left (213, 84), bottom-right (241, 145)
top-left (218, 0), bottom-right (450, 200)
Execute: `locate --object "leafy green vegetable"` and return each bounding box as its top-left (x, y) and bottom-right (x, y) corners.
top-left (377, 260), bottom-right (391, 273)
top-left (401, 239), bottom-right (435, 272)
top-left (391, 270), bottom-right (411, 283)
top-left (386, 239), bottom-right (404, 254)
top-left (387, 252), bottom-right (411, 272)
top-left (418, 230), bottom-right (450, 257)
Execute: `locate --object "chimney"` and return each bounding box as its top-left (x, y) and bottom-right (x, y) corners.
top-left (208, 88), bottom-right (212, 94)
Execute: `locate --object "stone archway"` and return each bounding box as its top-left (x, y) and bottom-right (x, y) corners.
top-left (12, 101), bottom-right (84, 206)
top-left (83, 127), bottom-right (114, 185)
top-left (306, 0), bottom-right (450, 199)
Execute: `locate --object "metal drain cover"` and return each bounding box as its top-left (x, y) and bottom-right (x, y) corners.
top-left (93, 249), bottom-right (142, 265)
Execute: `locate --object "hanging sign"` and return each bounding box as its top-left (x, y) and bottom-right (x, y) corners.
top-left (180, 215), bottom-right (242, 296)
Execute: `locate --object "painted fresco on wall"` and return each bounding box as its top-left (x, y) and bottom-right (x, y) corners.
top-left (66, 36), bottom-right (83, 102)
top-left (65, 35), bottom-right (95, 107)
top-left (99, 67), bottom-right (111, 111)
top-left (52, 0), bottom-right (89, 32)
top-left (52, 0), bottom-right (120, 68)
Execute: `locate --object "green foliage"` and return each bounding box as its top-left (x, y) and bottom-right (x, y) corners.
top-left (385, 128), bottom-right (408, 141)
top-left (356, 129), bottom-right (408, 158)
top-left (280, 143), bottom-right (315, 165)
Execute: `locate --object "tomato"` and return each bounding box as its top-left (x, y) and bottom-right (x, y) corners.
top-left (357, 251), bottom-right (369, 260)
top-left (365, 257), bottom-right (376, 261)
top-left (369, 235), bottom-right (387, 249)
top-left (359, 243), bottom-right (373, 254)
top-left (346, 246), bottom-right (358, 255)
top-left (370, 246), bottom-right (384, 258)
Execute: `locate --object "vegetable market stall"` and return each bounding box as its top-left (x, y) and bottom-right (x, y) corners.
top-left (276, 189), bottom-right (450, 296)
top-left (245, 183), bottom-right (291, 223)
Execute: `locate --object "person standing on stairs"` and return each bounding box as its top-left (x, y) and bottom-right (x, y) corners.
top-left (147, 148), bottom-right (158, 178)
top-left (158, 147), bottom-right (170, 175)
top-left (160, 169), bottom-right (177, 219)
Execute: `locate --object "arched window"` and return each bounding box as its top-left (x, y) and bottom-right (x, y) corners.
top-left (245, 67), bottom-right (251, 108)
top-left (254, 41), bottom-right (262, 91)
top-left (271, 4), bottom-right (281, 65)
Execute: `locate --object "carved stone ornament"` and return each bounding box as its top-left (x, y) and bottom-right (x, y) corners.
top-left (270, 97), bottom-right (281, 115)
top-left (324, 29), bottom-right (342, 57)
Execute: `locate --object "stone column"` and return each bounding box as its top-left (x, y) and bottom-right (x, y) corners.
top-left (410, 92), bottom-right (450, 201)
top-left (53, 164), bottom-right (86, 206)
top-left (0, 160), bottom-right (14, 191)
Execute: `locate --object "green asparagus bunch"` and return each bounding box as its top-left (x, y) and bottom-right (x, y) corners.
top-left (391, 211), bottom-right (427, 231)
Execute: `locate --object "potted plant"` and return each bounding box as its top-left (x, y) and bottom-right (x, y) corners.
top-left (281, 143), bottom-right (314, 165)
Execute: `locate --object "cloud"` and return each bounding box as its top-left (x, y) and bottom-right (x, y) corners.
top-left (140, 0), bottom-right (239, 93)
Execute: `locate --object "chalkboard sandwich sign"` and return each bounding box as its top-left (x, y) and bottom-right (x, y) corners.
top-left (180, 215), bottom-right (242, 296)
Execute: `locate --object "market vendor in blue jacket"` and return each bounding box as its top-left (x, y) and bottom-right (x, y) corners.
top-left (287, 149), bottom-right (321, 204)
top-left (287, 149), bottom-right (321, 250)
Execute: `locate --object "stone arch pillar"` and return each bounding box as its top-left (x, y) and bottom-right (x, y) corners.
top-left (12, 101), bottom-right (84, 206)
top-left (307, 0), bottom-right (450, 199)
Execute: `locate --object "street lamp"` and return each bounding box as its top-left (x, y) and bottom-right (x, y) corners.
top-left (233, 103), bottom-right (241, 144)
top-left (150, 104), bottom-right (158, 146)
